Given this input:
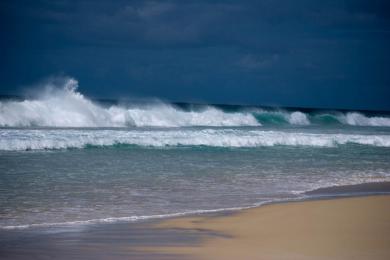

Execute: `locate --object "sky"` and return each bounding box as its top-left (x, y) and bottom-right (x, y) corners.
top-left (0, 0), bottom-right (389, 110)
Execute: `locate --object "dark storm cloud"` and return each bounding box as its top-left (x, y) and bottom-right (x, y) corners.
top-left (1, 0), bottom-right (389, 109)
top-left (2, 1), bottom-right (242, 48)
top-left (3, 0), bottom-right (389, 48)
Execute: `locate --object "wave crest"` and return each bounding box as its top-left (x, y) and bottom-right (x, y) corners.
top-left (339, 112), bottom-right (390, 127)
top-left (253, 110), bottom-right (390, 127)
top-left (0, 77), bottom-right (259, 127)
top-left (1, 77), bottom-right (390, 127)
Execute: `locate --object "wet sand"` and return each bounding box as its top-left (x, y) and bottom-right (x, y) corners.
top-left (147, 195), bottom-right (390, 259)
top-left (1, 183), bottom-right (390, 259)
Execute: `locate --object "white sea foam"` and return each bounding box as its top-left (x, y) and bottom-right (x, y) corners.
top-left (0, 77), bottom-right (259, 127)
top-left (288, 111), bottom-right (310, 125)
top-left (0, 206), bottom-right (253, 230)
top-left (2, 77), bottom-right (390, 128)
top-left (1, 128), bottom-right (389, 151)
top-left (337, 112), bottom-right (390, 127)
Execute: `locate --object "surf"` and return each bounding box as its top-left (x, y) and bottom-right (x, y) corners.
top-left (1, 128), bottom-right (390, 151)
top-left (0, 77), bottom-right (259, 127)
top-left (1, 76), bottom-right (390, 128)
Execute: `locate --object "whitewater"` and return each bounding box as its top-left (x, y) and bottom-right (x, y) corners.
top-left (1, 77), bottom-right (390, 230)
top-left (1, 128), bottom-right (390, 151)
top-left (1, 77), bottom-right (390, 128)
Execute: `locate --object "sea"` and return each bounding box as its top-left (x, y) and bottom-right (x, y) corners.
top-left (1, 78), bottom-right (390, 230)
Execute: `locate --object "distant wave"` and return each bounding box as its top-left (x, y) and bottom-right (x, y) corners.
top-left (252, 110), bottom-right (390, 127)
top-left (335, 112), bottom-right (390, 127)
top-left (1, 77), bottom-right (390, 127)
top-left (1, 129), bottom-right (389, 150)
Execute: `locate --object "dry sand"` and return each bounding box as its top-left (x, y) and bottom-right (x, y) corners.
top-left (143, 195), bottom-right (390, 259)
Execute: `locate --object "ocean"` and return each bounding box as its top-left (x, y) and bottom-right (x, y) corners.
top-left (1, 78), bottom-right (390, 230)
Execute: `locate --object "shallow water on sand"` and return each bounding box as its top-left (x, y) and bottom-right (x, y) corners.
top-left (1, 126), bottom-right (390, 229)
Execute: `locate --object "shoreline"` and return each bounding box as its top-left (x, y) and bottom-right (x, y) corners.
top-left (2, 181), bottom-right (390, 231)
top-left (1, 183), bottom-right (390, 259)
top-left (146, 195), bottom-right (390, 259)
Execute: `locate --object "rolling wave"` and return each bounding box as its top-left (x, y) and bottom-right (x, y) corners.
top-left (253, 111), bottom-right (310, 125)
top-left (252, 110), bottom-right (390, 127)
top-left (1, 129), bottom-right (389, 150)
top-left (0, 77), bottom-right (389, 127)
top-left (0, 78), bottom-right (258, 127)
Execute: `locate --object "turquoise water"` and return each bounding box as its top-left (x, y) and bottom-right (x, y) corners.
top-left (1, 78), bottom-right (390, 229)
top-left (1, 126), bottom-right (389, 229)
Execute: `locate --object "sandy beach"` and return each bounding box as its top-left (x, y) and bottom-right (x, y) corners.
top-left (1, 189), bottom-right (390, 259)
top-left (143, 195), bottom-right (390, 260)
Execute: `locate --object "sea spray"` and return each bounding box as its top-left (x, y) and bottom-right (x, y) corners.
top-left (1, 77), bottom-right (390, 127)
top-left (0, 77), bottom-right (259, 127)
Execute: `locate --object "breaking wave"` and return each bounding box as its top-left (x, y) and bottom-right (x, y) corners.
top-left (1, 128), bottom-right (390, 150)
top-left (253, 111), bottom-right (310, 125)
top-left (0, 78), bottom-right (258, 127)
top-left (252, 110), bottom-right (390, 127)
top-left (0, 77), bottom-right (389, 127)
